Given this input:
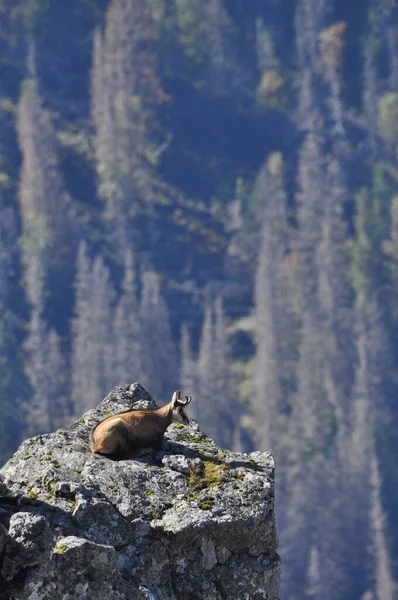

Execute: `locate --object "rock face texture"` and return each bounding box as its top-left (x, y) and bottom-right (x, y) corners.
top-left (0, 383), bottom-right (280, 600)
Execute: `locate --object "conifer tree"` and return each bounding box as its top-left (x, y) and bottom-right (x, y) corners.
top-left (174, 0), bottom-right (247, 98)
top-left (307, 545), bottom-right (328, 600)
top-left (212, 296), bottom-right (235, 448)
top-left (318, 21), bottom-right (347, 145)
top-left (17, 72), bottom-right (74, 306)
top-left (0, 206), bottom-right (17, 306)
top-left (17, 67), bottom-right (75, 430)
top-left (90, 255), bottom-right (117, 396)
top-left (370, 449), bottom-right (395, 600)
top-left (180, 323), bottom-right (196, 401)
top-left (368, 0), bottom-right (397, 94)
top-left (293, 126), bottom-right (326, 440)
top-left (281, 449), bottom-right (313, 598)
top-left (71, 245), bottom-right (116, 414)
top-left (17, 69), bottom-right (72, 431)
top-left (317, 158), bottom-right (354, 419)
top-left (345, 321), bottom-right (373, 596)
top-left (139, 271), bottom-right (177, 400)
top-left (294, 0), bottom-right (330, 127)
top-left (362, 45), bottom-right (381, 158)
top-left (276, 128), bottom-right (326, 599)
top-left (253, 156), bottom-right (296, 452)
top-left (0, 203), bottom-right (27, 461)
top-left (91, 0), bottom-right (165, 252)
top-left (195, 296), bottom-right (235, 447)
top-left (255, 17), bottom-right (278, 74)
top-left (387, 25), bottom-right (398, 90)
top-left (203, 0), bottom-right (247, 99)
top-left (283, 102), bottom-right (357, 597)
top-left (348, 296), bottom-right (396, 597)
top-left (71, 242), bottom-right (95, 415)
top-left (24, 308), bottom-right (68, 433)
top-left (196, 299), bottom-right (213, 429)
top-left (45, 328), bottom-right (69, 425)
top-left (0, 308), bottom-right (30, 464)
top-left (295, 0), bottom-right (329, 71)
top-left (294, 0), bottom-right (327, 134)
top-left (114, 248), bottom-right (142, 383)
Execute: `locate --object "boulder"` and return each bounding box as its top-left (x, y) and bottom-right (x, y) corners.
top-left (0, 383), bottom-right (280, 599)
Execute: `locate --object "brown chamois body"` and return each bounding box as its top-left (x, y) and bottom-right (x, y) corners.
top-left (90, 390), bottom-right (192, 458)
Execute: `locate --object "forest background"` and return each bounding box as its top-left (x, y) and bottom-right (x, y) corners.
top-left (0, 0), bottom-right (397, 598)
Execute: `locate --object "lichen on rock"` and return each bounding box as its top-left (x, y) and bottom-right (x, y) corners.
top-left (0, 382), bottom-right (280, 599)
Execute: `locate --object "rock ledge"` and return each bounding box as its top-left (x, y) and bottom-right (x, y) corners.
top-left (0, 383), bottom-right (280, 600)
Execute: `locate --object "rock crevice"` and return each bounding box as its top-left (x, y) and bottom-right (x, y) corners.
top-left (0, 383), bottom-right (280, 600)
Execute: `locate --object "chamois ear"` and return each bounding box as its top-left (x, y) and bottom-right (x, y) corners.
top-left (171, 390), bottom-right (181, 407)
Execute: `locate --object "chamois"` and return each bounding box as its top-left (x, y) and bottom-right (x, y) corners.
top-left (90, 390), bottom-right (192, 458)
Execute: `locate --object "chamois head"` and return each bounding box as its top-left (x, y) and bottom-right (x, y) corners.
top-left (171, 390), bottom-right (192, 425)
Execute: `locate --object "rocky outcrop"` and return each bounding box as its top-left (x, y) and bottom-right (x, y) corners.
top-left (0, 383), bottom-right (280, 600)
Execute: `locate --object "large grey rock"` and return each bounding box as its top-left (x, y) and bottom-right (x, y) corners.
top-left (22, 536), bottom-right (134, 600)
top-left (1, 512), bottom-right (54, 581)
top-left (0, 382), bottom-right (280, 599)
